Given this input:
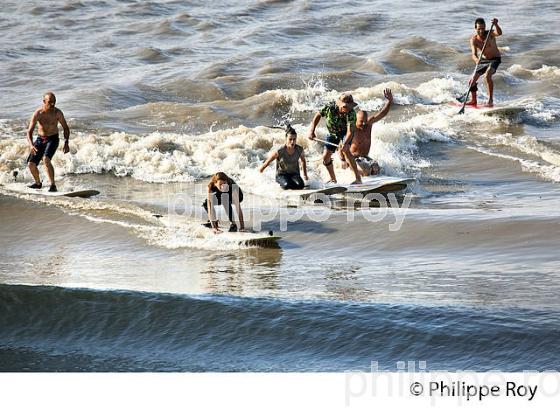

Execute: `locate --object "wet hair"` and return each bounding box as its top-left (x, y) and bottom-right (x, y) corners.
top-left (208, 172), bottom-right (234, 190)
top-left (285, 123), bottom-right (297, 138)
top-left (474, 18), bottom-right (485, 27)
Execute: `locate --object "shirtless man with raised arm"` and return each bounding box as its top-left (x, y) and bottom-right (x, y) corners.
top-left (467, 17), bottom-right (503, 107)
top-left (26, 92), bottom-right (70, 192)
top-left (342, 89), bottom-right (393, 176)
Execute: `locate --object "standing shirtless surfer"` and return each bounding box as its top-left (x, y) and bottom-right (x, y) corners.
top-left (343, 89), bottom-right (393, 176)
top-left (466, 18), bottom-right (503, 107)
top-left (26, 92), bottom-right (70, 192)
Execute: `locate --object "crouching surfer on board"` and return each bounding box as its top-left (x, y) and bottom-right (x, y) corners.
top-left (466, 17), bottom-right (503, 107)
top-left (26, 92), bottom-right (70, 192)
top-left (259, 124), bottom-right (308, 190)
top-left (342, 88), bottom-right (393, 176)
top-left (308, 94), bottom-right (362, 184)
top-left (202, 172), bottom-right (245, 233)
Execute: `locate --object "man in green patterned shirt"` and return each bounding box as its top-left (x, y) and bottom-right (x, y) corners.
top-left (308, 94), bottom-right (362, 184)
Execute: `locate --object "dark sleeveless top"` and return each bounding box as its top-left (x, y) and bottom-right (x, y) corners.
top-left (276, 144), bottom-right (303, 176)
top-left (209, 179), bottom-right (244, 204)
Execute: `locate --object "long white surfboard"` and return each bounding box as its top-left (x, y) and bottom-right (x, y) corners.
top-left (449, 101), bottom-right (525, 118)
top-left (277, 176), bottom-right (412, 201)
top-left (343, 176), bottom-right (414, 194)
top-left (151, 213), bottom-right (282, 247)
top-left (191, 225), bottom-right (281, 246)
top-left (207, 230), bottom-right (281, 246)
top-left (2, 183), bottom-right (100, 198)
top-left (280, 185), bottom-right (347, 200)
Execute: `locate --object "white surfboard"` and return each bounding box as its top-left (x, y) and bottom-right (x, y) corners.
top-left (196, 227), bottom-right (281, 246)
top-left (344, 176), bottom-right (414, 194)
top-left (281, 185), bottom-right (348, 201)
top-left (449, 101), bottom-right (525, 118)
top-left (2, 183), bottom-right (100, 198)
top-left (217, 231), bottom-right (281, 246)
top-left (276, 176), bottom-right (412, 201)
top-left (151, 213), bottom-right (282, 247)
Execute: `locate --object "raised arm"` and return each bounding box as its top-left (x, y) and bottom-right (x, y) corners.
top-left (57, 109), bottom-right (70, 153)
top-left (368, 89), bottom-right (393, 125)
top-left (492, 18), bottom-right (502, 36)
top-left (259, 150), bottom-right (279, 173)
top-left (308, 112), bottom-right (321, 140)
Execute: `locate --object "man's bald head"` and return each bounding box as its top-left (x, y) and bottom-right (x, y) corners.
top-left (43, 92), bottom-right (56, 103)
top-left (43, 92), bottom-right (56, 108)
top-left (356, 110), bottom-right (368, 130)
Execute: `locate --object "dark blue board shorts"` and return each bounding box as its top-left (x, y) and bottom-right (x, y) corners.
top-left (27, 134), bottom-right (59, 165)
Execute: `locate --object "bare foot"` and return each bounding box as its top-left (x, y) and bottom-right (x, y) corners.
top-left (350, 180), bottom-right (362, 185)
top-left (465, 100), bottom-right (478, 106)
top-left (485, 101), bottom-right (494, 107)
top-left (326, 180), bottom-right (337, 185)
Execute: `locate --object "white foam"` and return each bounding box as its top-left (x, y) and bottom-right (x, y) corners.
top-left (0, 121), bottom-right (432, 189)
top-left (80, 213), bottom-right (249, 251)
top-left (277, 76), bottom-right (466, 111)
top-left (508, 64), bottom-right (560, 80)
top-left (1, 77), bottom-right (558, 192)
top-left (518, 96), bottom-right (560, 125)
top-left (0, 184), bottom-right (261, 251)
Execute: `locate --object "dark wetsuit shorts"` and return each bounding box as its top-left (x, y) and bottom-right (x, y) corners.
top-left (476, 57), bottom-right (501, 76)
top-left (27, 134), bottom-right (59, 165)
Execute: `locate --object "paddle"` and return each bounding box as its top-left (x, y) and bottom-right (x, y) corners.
top-left (458, 21), bottom-right (495, 115)
top-left (313, 137), bottom-right (339, 149)
top-left (268, 124), bottom-right (340, 148)
top-left (269, 123), bottom-right (343, 151)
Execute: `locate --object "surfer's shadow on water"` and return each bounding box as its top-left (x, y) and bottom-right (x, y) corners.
top-left (200, 251), bottom-right (283, 294)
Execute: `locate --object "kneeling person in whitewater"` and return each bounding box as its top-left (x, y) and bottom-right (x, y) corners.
top-left (343, 89), bottom-right (393, 176)
top-left (26, 92), bottom-right (70, 192)
top-left (202, 172), bottom-right (245, 233)
top-left (466, 17), bottom-right (503, 107)
top-left (308, 94), bottom-right (362, 184)
top-left (259, 125), bottom-right (308, 189)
